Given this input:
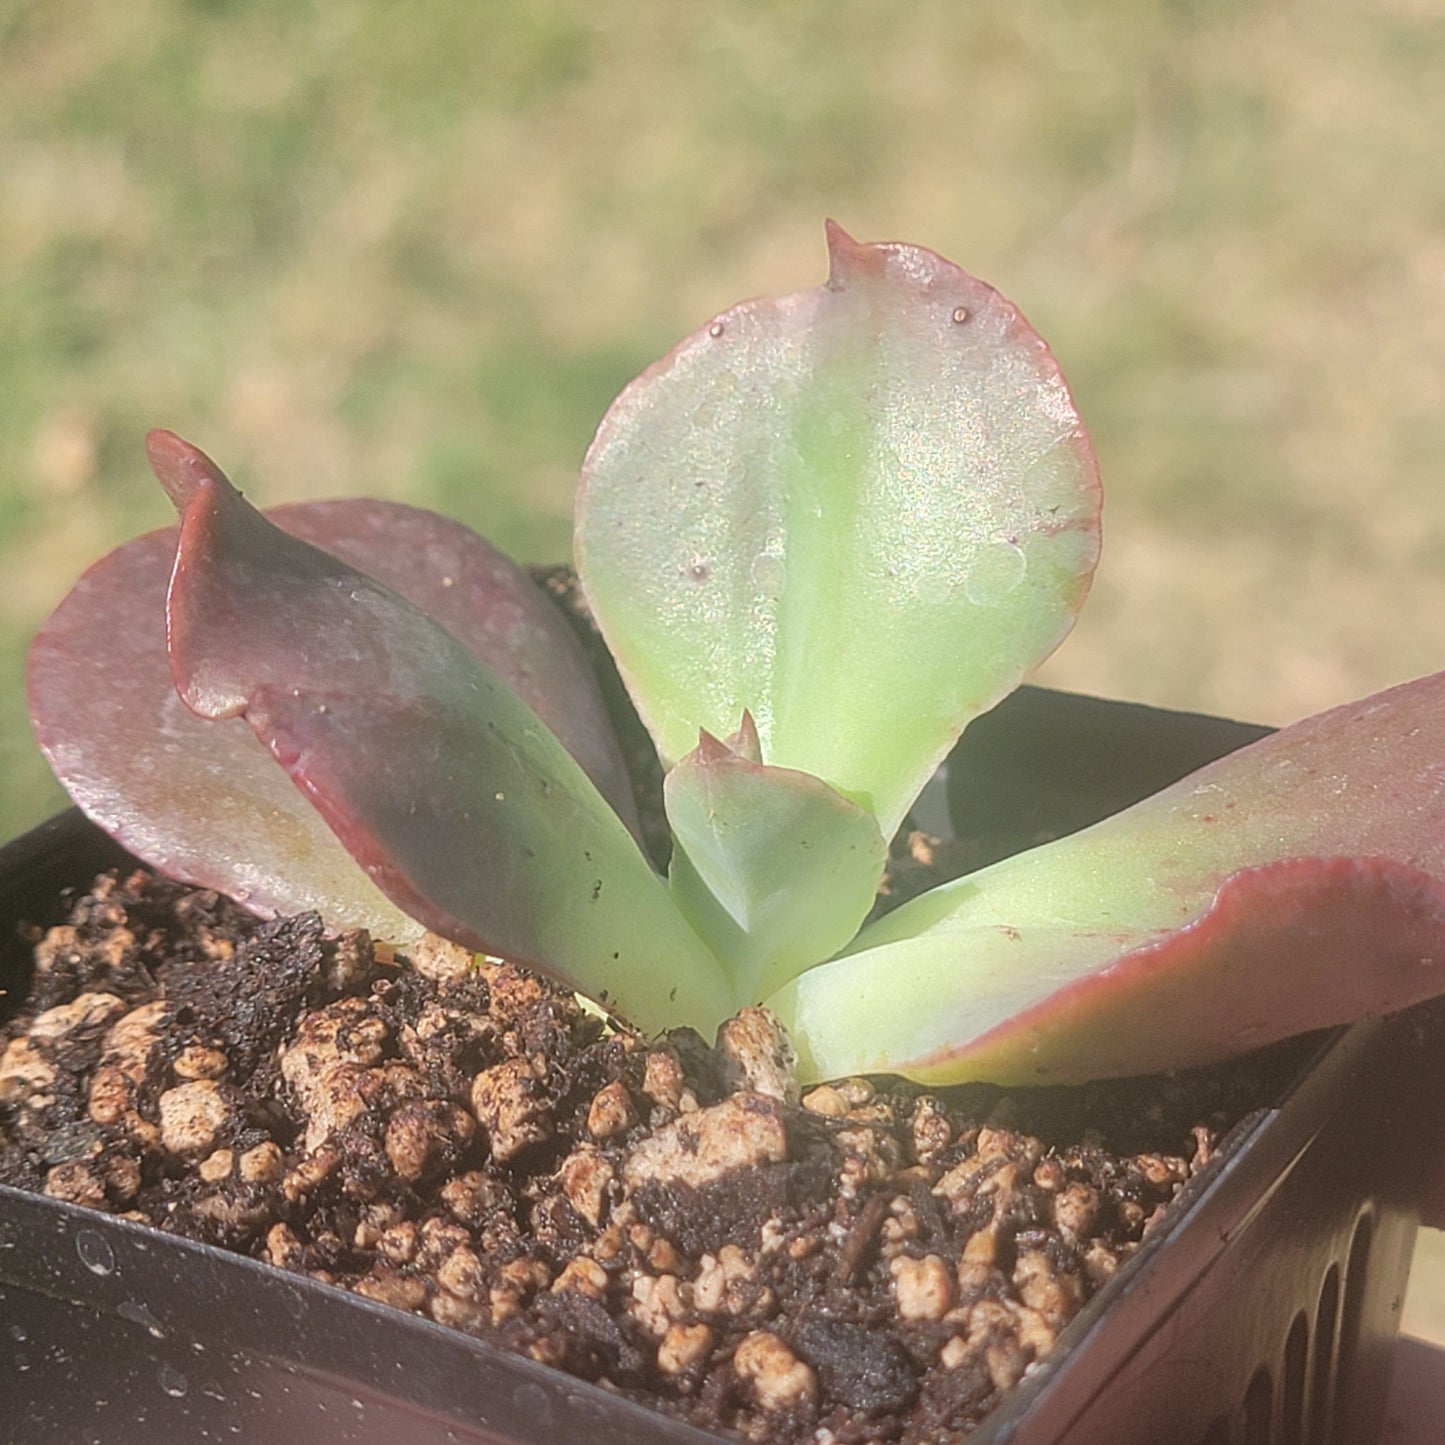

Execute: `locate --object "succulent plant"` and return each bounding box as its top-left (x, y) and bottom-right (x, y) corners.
top-left (29, 226), bottom-right (1445, 1085)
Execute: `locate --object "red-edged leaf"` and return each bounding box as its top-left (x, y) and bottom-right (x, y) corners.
top-left (947, 856), bottom-right (1445, 1082)
top-left (577, 223), bottom-right (1101, 837)
top-left (149, 433), bottom-right (729, 1031)
top-left (29, 524), bottom-right (420, 938)
top-left (768, 671), bottom-right (1445, 1084)
top-left (28, 433), bottom-right (639, 934)
top-left (149, 430), bottom-right (638, 830)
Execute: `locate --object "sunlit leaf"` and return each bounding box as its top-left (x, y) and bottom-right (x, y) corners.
top-left (30, 524), bottom-right (423, 940)
top-left (154, 432), bottom-right (729, 1034)
top-left (576, 223), bottom-right (1101, 835)
top-left (665, 715), bottom-right (887, 1006)
top-left (30, 433), bottom-right (640, 935)
top-left (768, 671), bottom-right (1445, 1083)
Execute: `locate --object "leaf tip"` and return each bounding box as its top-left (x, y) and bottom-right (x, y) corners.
top-left (694, 727), bottom-right (731, 765)
top-left (823, 219), bottom-right (880, 290)
top-left (729, 710), bottom-right (763, 763)
top-left (146, 430), bottom-right (234, 514)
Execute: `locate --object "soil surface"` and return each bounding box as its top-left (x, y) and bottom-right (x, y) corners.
top-left (0, 866), bottom-right (1306, 1444)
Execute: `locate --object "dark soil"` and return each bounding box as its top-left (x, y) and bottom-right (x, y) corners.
top-left (0, 866), bottom-right (1308, 1445)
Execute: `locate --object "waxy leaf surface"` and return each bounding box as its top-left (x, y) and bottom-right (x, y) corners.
top-left (577, 224), bottom-right (1101, 836)
top-left (29, 525), bottom-right (419, 941)
top-left (32, 440), bottom-right (658, 954)
top-left (149, 434), bottom-right (728, 1034)
top-left (767, 672), bottom-right (1445, 1084)
top-left (273, 499), bottom-right (640, 835)
top-left (664, 716), bottom-right (888, 1007)
top-left (31, 435), bottom-right (638, 936)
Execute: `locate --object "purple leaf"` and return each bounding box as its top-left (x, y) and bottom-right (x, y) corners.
top-left (151, 430), bottom-right (638, 831)
top-left (150, 433), bottom-right (729, 1032)
top-left (30, 523), bottom-right (420, 937)
top-left (28, 431), bottom-right (639, 937)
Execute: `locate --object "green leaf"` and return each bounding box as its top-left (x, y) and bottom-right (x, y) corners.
top-left (576, 223), bottom-right (1101, 836)
top-left (766, 671), bottom-right (1445, 1084)
top-left (664, 714), bottom-right (888, 1006)
top-left (154, 432), bottom-right (732, 1037)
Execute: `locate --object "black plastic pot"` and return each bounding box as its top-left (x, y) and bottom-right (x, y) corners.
top-left (3, 689), bottom-right (1444, 1445)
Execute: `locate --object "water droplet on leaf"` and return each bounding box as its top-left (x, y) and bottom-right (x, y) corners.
top-left (964, 539), bottom-right (1028, 606)
top-left (750, 553), bottom-right (786, 599)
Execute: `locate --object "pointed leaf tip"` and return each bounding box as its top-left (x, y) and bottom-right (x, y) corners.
top-left (145, 430), bottom-right (233, 513)
top-left (578, 229), bottom-right (1101, 836)
top-left (665, 737), bottom-right (888, 1005)
top-left (159, 468), bottom-right (729, 1029)
top-left (823, 220), bottom-right (879, 288)
top-left (731, 710), bottom-right (762, 763)
top-left (37, 439), bottom-right (648, 949)
top-left (693, 713), bottom-right (764, 767)
top-left (694, 728), bottom-right (732, 765)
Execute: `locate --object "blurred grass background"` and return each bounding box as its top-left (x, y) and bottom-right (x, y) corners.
top-left (3, 0), bottom-right (1445, 838)
top-left (5, 0), bottom-right (1445, 1351)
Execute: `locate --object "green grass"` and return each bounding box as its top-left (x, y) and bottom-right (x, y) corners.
top-left (4, 0), bottom-right (1445, 841)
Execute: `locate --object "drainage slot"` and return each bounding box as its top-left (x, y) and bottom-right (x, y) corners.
top-left (1330, 1212), bottom-right (1374, 1444)
top-left (1312, 1261), bottom-right (1341, 1441)
top-left (1279, 1310), bottom-right (1309, 1445)
top-left (1242, 1364), bottom-right (1273, 1445)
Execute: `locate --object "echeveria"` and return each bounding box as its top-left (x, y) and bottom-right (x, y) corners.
top-left (28, 227), bottom-right (1445, 1083)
